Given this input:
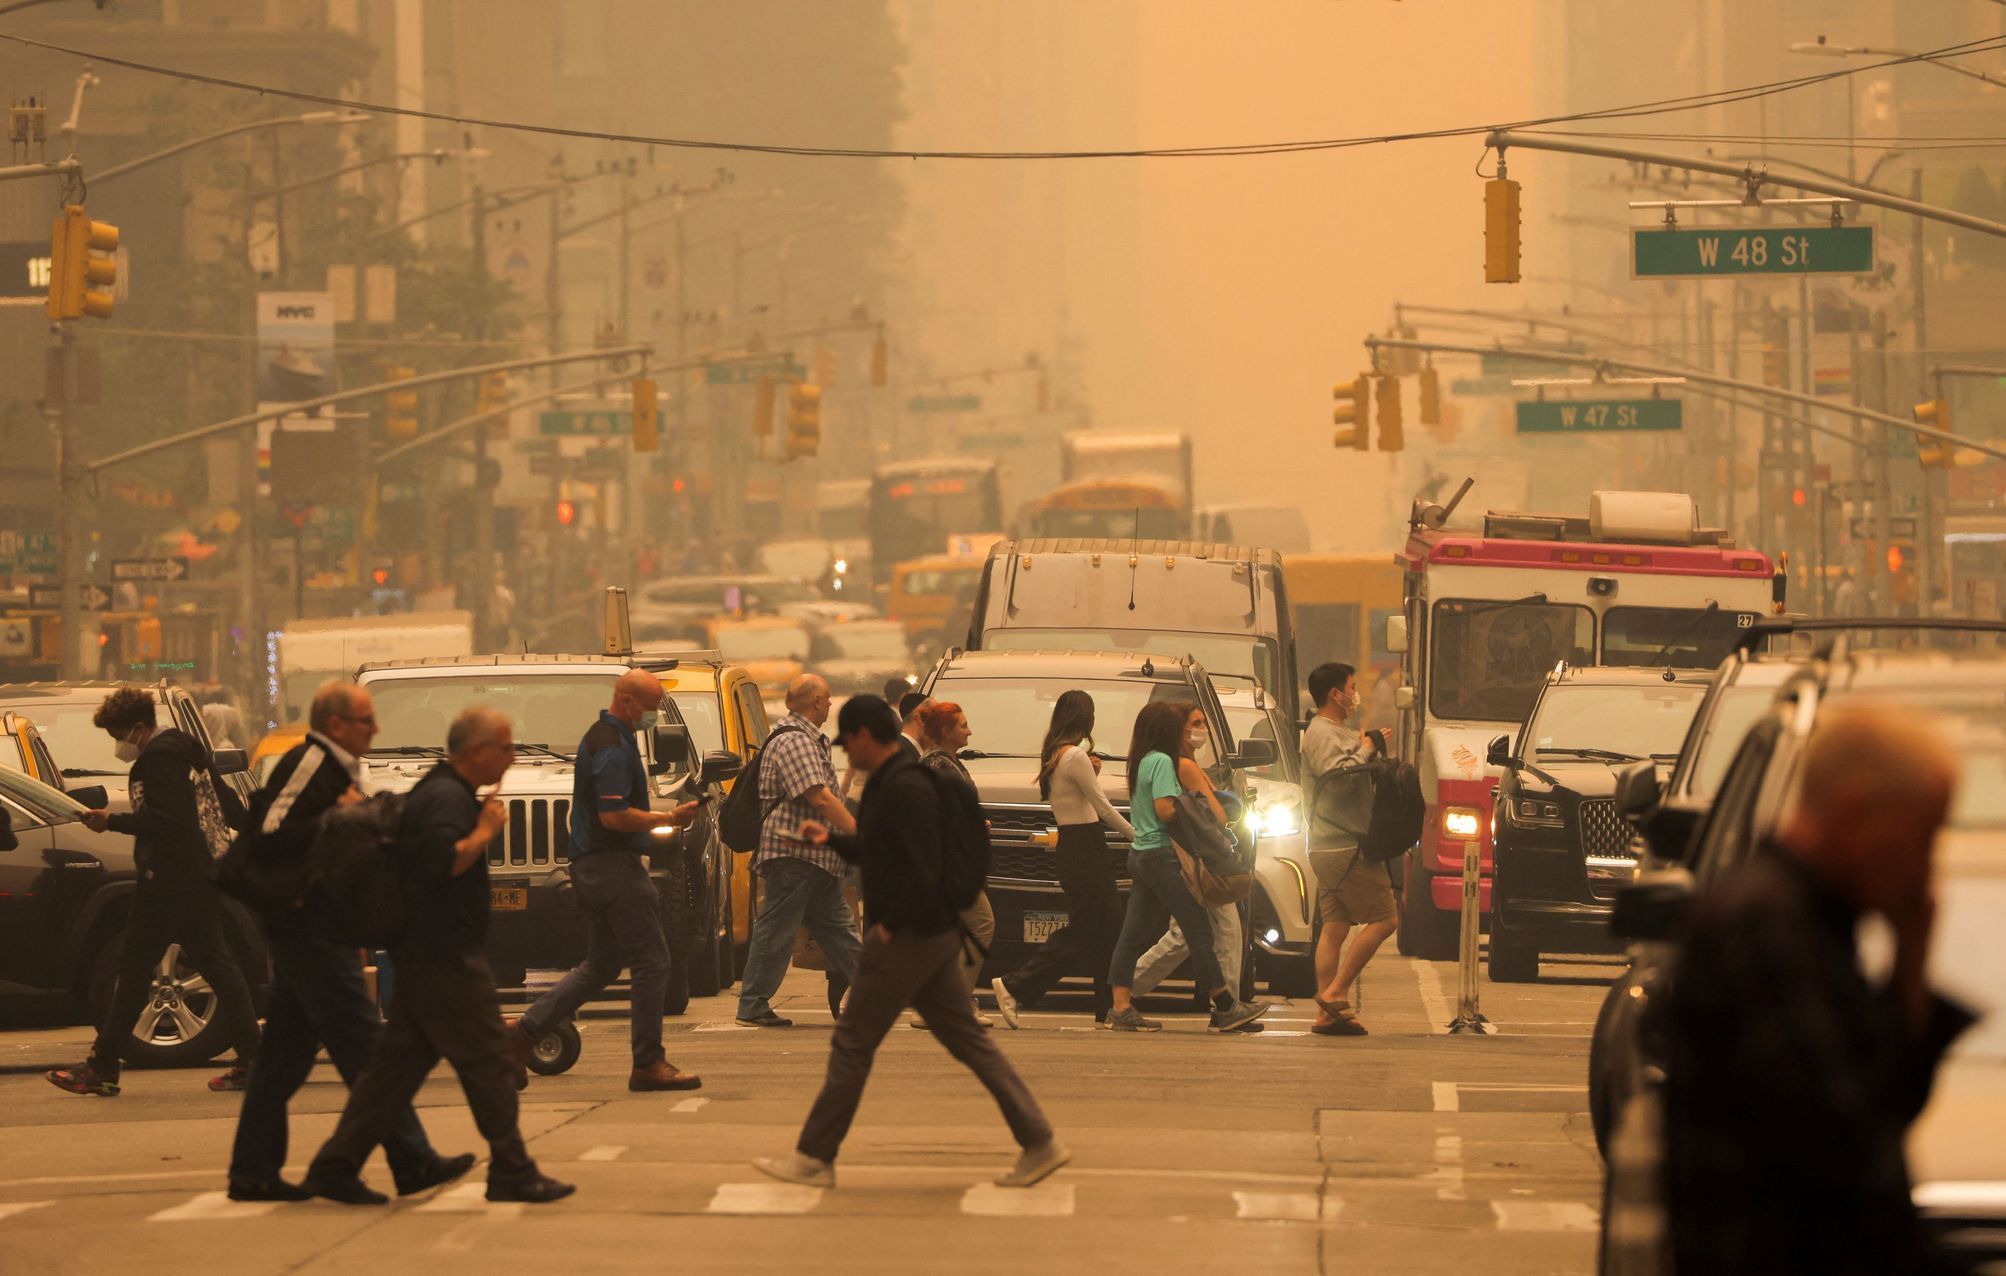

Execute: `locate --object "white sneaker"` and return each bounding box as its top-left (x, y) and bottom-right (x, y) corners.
top-left (995, 1142), bottom-right (1071, 1188)
top-left (972, 1004), bottom-right (994, 1028)
top-left (752, 1152), bottom-right (834, 1189)
top-left (990, 977), bottom-right (1021, 1029)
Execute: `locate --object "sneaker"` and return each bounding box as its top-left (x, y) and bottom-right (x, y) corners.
top-left (1208, 999), bottom-right (1271, 1033)
top-left (208, 1065), bottom-right (251, 1092)
top-left (972, 1005), bottom-right (994, 1029)
top-left (46, 1060), bottom-right (119, 1097)
top-left (908, 1016), bottom-right (930, 1031)
top-left (752, 1152), bottom-right (835, 1189)
top-left (734, 1010), bottom-right (794, 1028)
top-left (990, 978), bottom-right (1021, 1030)
top-left (995, 1142), bottom-right (1071, 1188)
top-left (1105, 1007), bottom-right (1162, 1033)
top-left (1232, 1020), bottom-right (1267, 1034)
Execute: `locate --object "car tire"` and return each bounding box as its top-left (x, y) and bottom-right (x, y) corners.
top-left (1396, 854), bottom-right (1459, 960)
top-left (87, 932), bottom-right (232, 1068)
top-left (684, 846), bottom-right (722, 1000)
top-left (525, 1021), bottom-right (582, 1075)
top-left (1486, 933), bottom-right (1539, 983)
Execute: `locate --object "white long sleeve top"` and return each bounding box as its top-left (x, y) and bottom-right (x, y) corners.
top-left (1045, 745), bottom-right (1135, 838)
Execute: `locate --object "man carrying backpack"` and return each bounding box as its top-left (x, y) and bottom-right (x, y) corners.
top-left (752, 696), bottom-right (1067, 1191)
top-left (1302, 662), bottom-right (1396, 1038)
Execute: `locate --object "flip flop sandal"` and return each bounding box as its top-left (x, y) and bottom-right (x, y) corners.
top-left (1311, 1017), bottom-right (1367, 1037)
top-left (1315, 995), bottom-right (1353, 1018)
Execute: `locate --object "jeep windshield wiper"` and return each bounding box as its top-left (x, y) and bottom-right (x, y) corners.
top-left (61, 767), bottom-right (122, 777)
top-left (367, 745), bottom-right (447, 757)
top-left (956, 750), bottom-right (1028, 760)
top-left (513, 743), bottom-right (573, 761)
top-left (1536, 746), bottom-right (1642, 763)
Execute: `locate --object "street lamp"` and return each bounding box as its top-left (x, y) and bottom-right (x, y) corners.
top-left (92, 110), bottom-right (370, 185)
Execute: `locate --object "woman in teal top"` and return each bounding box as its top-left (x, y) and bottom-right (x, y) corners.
top-left (1103, 701), bottom-right (1267, 1033)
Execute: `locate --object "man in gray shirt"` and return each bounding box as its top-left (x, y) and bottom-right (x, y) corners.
top-left (1302, 662), bottom-right (1395, 1037)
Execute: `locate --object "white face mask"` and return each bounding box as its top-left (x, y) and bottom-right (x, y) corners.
top-left (1186, 728), bottom-right (1208, 753)
top-left (113, 732), bottom-right (142, 763)
top-left (1350, 688), bottom-right (1364, 714)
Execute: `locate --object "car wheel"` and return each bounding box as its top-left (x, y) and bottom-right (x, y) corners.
top-left (87, 935), bottom-right (231, 1068)
top-left (684, 845), bottom-right (722, 999)
top-left (1486, 933), bottom-right (1539, 983)
top-left (1395, 855), bottom-right (1459, 960)
top-left (713, 851), bottom-right (735, 992)
top-left (525, 1021), bottom-right (582, 1075)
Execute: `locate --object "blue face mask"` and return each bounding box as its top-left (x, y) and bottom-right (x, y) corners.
top-left (637, 708), bottom-right (661, 732)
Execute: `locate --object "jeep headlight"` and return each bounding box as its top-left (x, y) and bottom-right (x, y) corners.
top-left (1250, 798), bottom-right (1300, 839)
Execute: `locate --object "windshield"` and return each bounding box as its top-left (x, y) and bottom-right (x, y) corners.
top-left (1687, 684), bottom-right (1779, 799)
top-left (811, 625), bottom-right (910, 663)
top-left (366, 673), bottom-right (617, 754)
top-left (668, 690), bottom-right (723, 755)
top-left (23, 701), bottom-right (127, 778)
top-left (924, 676), bottom-right (1200, 763)
top-left (870, 470), bottom-right (1003, 569)
top-left (896, 566), bottom-right (981, 600)
top-left (982, 628), bottom-right (1275, 689)
top-left (1030, 507), bottom-right (1187, 540)
top-left (0, 764), bottom-right (87, 822)
top-left (1601, 606), bottom-right (1761, 670)
top-left (1428, 600), bottom-right (1596, 723)
top-left (716, 624), bottom-right (810, 663)
top-left (1525, 682), bottom-right (1706, 761)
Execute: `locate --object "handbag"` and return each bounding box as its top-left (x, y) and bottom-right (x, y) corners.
top-left (1168, 789), bottom-right (1252, 907)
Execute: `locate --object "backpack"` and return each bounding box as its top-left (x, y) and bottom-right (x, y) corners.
top-left (306, 792), bottom-right (408, 948)
top-left (215, 787), bottom-right (296, 915)
top-left (1359, 759), bottom-right (1425, 865)
top-left (717, 722), bottom-right (810, 853)
top-left (1168, 788), bottom-right (1254, 907)
top-left (915, 764), bottom-right (991, 914)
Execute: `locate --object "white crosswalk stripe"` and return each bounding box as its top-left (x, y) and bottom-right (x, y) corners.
top-left (1491, 1200), bottom-right (1598, 1232)
top-left (579, 1146), bottom-right (627, 1162)
top-left (960, 1182), bottom-right (1074, 1217)
top-left (1232, 1191), bottom-right (1341, 1222)
top-left (147, 1192), bottom-right (278, 1222)
top-left (0, 1202), bottom-right (51, 1223)
top-left (705, 1182), bottom-right (824, 1215)
top-left (417, 1182), bottom-right (524, 1218)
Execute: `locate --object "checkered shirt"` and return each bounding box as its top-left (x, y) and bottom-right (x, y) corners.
top-left (754, 714), bottom-right (846, 877)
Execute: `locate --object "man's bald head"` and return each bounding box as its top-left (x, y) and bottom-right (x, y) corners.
top-left (786, 674), bottom-right (833, 728)
top-left (610, 668), bottom-right (665, 727)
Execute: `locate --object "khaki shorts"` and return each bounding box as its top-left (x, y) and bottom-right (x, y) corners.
top-left (1310, 847), bottom-right (1398, 927)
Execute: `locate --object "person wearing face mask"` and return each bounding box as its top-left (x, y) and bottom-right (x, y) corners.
top-left (1302, 662), bottom-right (1395, 1037)
top-left (507, 670), bottom-right (703, 1093)
top-left (48, 687), bottom-right (263, 1098)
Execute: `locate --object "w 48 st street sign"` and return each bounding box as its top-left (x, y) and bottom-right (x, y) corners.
top-left (1633, 225), bottom-right (1875, 278)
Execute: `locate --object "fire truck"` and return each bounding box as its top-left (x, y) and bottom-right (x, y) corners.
top-left (1388, 486), bottom-right (1782, 959)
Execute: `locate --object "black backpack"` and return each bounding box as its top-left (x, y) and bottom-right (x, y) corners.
top-left (306, 792), bottom-right (409, 948)
top-left (717, 722), bottom-right (809, 853)
top-left (915, 764), bottom-right (991, 913)
top-left (1359, 759), bottom-right (1426, 864)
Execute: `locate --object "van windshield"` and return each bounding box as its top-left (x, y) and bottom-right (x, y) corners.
top-left (982, 628), bottom-right (1274, 688)
top-left (922, 676), bottom-right (1202, 764)
top-left (1428, 600), bottom-right (1595, 723)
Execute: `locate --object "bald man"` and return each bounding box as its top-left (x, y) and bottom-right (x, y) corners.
top-left (511, 670), bottom-right (702, 1092)
top-left (1659, 705), bottom-right (1976, 1275)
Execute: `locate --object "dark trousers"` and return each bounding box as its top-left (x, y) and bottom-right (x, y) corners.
top-left (92, 878), bottom-right (261, 1072)
top-left (307, 952), bottom-right (536, 1184)
top-left (1002, 825), bottom-right (1121, 1016)
top-left (229, 927), bottom-right (440, 1188)
top-left (797, 928), bottom-right (1053, 1164)
top-left (1106, 846), bottom-right (1224, 993)
top-left (518, 852), bottom-right (671, 1068)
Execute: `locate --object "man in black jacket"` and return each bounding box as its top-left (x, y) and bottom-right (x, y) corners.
top-left (753, 695), bottom-right (1067, 1191)
top-left (47, 687), bottom-right (262, 1098)
top-left (225, 680), bottom-right (473, 1202)
top-left (304, 707), bottom-right (573, 1206)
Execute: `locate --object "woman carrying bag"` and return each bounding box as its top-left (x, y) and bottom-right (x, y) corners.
top-left (912, 700), bottom-right (996, 1030)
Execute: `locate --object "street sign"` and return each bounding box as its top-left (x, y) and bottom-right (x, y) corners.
top-left (579, 445), bottom-right (625, 477)
top-left (111, 557), bottom-right (190, 583)
top-left (1632, 226), bottom-right (1875, 279)
top-left (908, 393), bottom-right (982, 414)
top-left (538, 409), bottom-right (629, 437)
top-left (0, 240), bottom-right (51, 303)
top-left (1449, 375), bottom-right (1518, 398)
top-left (0, 619), bottom-right (29, 658)
top-left (527, 454), bottom-right (563, 477)
top-left (28, 583), bottom-right (108, 610)
top-left (0, 530), bottom-right (56, 574)
top-left (703, 355), bottom-right (804, 385)
top-left (1480, 346), bottom-right (1586, 378)
top-left (1890, 516), bottom-right (1919, 540)
top-left (1515, 398), bottom-right (1683, 434)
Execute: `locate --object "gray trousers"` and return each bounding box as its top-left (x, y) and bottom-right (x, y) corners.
top-left (797, 927), bottom-right (1052, 1164)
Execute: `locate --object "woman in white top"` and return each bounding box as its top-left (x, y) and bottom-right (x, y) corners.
top-left (989, 691), bottom-right (1134, 1027)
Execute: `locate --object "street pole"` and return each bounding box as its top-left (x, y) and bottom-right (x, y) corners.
top-left (1797, 274), bottom-right (1817, 613)
top-left (51, 323), bottom-right (86, 680)
top-left (1911, 169), bottom-right (1942, 614)
top-left (469, 181), bottom-right (496, 649)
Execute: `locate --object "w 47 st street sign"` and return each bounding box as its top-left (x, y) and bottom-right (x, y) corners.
top-left (1633, 225), bottom-right (1875, 278)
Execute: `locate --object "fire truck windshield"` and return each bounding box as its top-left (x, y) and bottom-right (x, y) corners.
top-left (1600, 605), bottom-right (1758, 669)
top-left (1429, 599), bottom-right (1594, 723)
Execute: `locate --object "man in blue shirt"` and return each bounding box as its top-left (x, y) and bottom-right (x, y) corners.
top-left (511, 670), bottom-right (702, 1092)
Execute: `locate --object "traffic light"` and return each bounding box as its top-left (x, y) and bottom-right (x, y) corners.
top-left (47, 204), bottom-right (118, 321)
top-left (555, 497), bottom-right (578, 527)
top-left (476, 371), bottom-right (509, 415)
top-left (786, 380), bottom-right (822, 459)
top-left (1914, 398), bottom-right (1955, 468)
top-left (1418, 366), bottom-right (1441, 427)
top-left (870, 335), bottom-right (889, 388)
top-left (1760, 343), bottom-right (1788, 388)
top-left (813, 346), bottom-right (838, 389)
top-left (753, 374), bottom-right (776, 436)
top-left (1376, 374), bottom-right (1404, 452)
top-left (1484, 178), bottom-right (1521, 284)
top-left (1332, 374), bottom-right (1371, 451)
top-left (631, 375), bottom-right (659, 453)
top-left (384, 365), bottom-right (418, 438)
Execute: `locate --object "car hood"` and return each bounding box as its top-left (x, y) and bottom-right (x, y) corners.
top-left (359, 756), bottom-right (578, 796)
top-left (1510, 760), bottom-right (1624, 799)
top-left (961, 755), bottom-right (1131, 807)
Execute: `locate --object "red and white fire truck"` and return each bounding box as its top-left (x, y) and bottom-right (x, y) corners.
top-left (1389, 487), bottom-right (1782, 959)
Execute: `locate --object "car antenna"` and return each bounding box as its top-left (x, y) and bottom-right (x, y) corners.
top-left (1126, 506), bottom-right (1141, 612)
top-left (1651, 600), bottom-right (1720, 679)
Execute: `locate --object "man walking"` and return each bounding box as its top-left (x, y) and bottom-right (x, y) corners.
top-left (48, 688), bottom-right (262, 1098)
top-left (227, 681), bottom-right (473, 1201)
top-left (1301, 662), bottom-right (1393, 1037)
top-left (1657, 707), bottom-right (1973, 1274)
top-left (510, 670), bottom-right (702, 1092)
top-left (304, 708), bottom-right (573, 1205)
top-left (734, 675), bottom-right (860, 1028)
top-left (753, 696), bottom-right (1066, 1190)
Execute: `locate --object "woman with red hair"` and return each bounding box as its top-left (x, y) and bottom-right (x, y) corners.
top-left (914, 700), bottom-right (996, 1029)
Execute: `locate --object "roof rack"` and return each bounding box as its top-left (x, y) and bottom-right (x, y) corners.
top-left (1736, 616), bottom-right (2006, 654)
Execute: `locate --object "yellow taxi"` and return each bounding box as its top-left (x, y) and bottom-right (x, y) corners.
top-left (703, 614), bottom-right (811, 700)
top-left (0, 711), bottom-right (62, 790)
top-left (887, 553), bottom-right (986, 643)
top-left (249, 722), bottom-right (309, 787)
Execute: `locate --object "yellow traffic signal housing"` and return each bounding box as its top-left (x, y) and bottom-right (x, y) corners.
top-left (1484, 178), bottom-right (1521, 284)
top-left (385, 365), bottom-right (419, 438)
top-left (631, 375), bottom-right (659, 452)
top-left (476, 371), bottom-right (510, 415)
top-left (1376, 374), bottom-right (1405, 452)
top-left (753, 375), bottom-right (776, 436)
top-left (1914, 398), bottom-right (1952, 468)
top-left (47, 204), bottom-right (118, 321)
top-left (1332, 373), bottom-right (1371, 451)
top-left (869, 335), bottom-right (889, 388)
top-left (813, 346), bottom-right (838, 388)
top-left (1418, 367), bottom-right (1442, 427)
top-left (786, 381), bottom-right (822, 459)
top-left (1762, 343), bottom-right (1788, 388)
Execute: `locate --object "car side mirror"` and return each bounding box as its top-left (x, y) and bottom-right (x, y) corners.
top-left (1485, 735), bottom-right (1511, 768)
top-left (1615, 762), bottom-right (1663, 823)
top-left (649, 724), bottom-right (693, 776)
top-left (0, 821), bottom-right (15, 852)
top-left (212, 747), bottom-right (249, 777)
top-left (68, 784), bottom-right (108, 811)
top-left (1394, 685), bottom-right (1415, 711)
top-left (1385, 614), bottom-right (1409, 654)
top-left (1610, 872), bottom-right (1694, 942)
top-left (700, 750), bottom-right (742, 786)
top-left (1229, 738), bottom-right (1279, 769)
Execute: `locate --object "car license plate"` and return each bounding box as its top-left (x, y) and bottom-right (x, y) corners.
top-left (1022, 910), bottom-right (1067, 944)
top-left (491, 886), bottom-right (528, 911)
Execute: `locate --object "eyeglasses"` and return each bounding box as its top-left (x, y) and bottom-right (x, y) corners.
top-left (336, 713), bottom-right (378, 726)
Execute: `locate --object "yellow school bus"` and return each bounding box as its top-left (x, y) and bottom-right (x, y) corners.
top-left (1287, 552), bottom-right (1405, 722)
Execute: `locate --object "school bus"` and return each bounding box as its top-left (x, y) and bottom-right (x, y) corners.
top-left (1020, 478), bottom-right (1189, 540)
top-left (1286, 553), bottom-right (1405, 719)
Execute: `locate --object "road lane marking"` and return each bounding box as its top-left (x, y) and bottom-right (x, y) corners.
top-left (694, 1022), bottom-right (756, 1033)
top-left (1434, 1081), bottom-right (1587, 1111)
top-left (1491, 1200), bottom-right (1598, 1232)
top-left (0, 1201), bottom-right (51, 1223)
top-left (1414, 960), bottom-right (1452, 1033)
top-left (1432, 1082), bottom-right (1460, 1112)
top-left (705, 1182), bottom-right (823, 1215)
top-left (578, 1146), bottom-right (626, 1162)
top-left (671, 1097), bottom-right (709, 1113)
top-left (416, 1182), bottom-right (522, 1219)
top-left (1232, 1191), bottom-right (1342, 1222)
top-left (148, 1192), bottom-right (278, 1222)
top-left (1432, 1135), bottom-right (1466, 1202)
top-left (960, 1182), bottom-right (1074, 1217)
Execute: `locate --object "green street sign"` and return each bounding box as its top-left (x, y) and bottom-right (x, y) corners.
top-left (1449, 374), bottom-right (1519, 398)
top-left (1632, 226), bottom-right (1874, 278)
top-left (538, 410), bottom-right (629, 437)
top-left (908, 393), bottom-right (982, 413)
top-left (1480, 346), bottom-right (1585, 378)
top-left (1516, 398), bottom-right (1683, 434)
top-left (704, 356), bottom-right (804, 385)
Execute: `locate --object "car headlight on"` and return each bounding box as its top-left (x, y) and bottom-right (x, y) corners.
top-left (1441, 805), bottom-right (1483, 840)
top-left (833, 558), bottom-right (849, 574)
top-left (1507, 795), bottom-right (1564, 828)
top-left (650, 823), bottom-right (678, 838)
top-left (1250, 798), bottom-right (1300, 839)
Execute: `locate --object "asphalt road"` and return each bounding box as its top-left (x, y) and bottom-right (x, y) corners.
top-left (0, 953), bottom-right (1613, 1275)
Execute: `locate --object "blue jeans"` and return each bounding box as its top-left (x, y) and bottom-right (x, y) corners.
top-left (1107, 847), bottom-right (1225, 993)
top-left (518, 852), bottom-right (671, 1068)
top-left (736, 857), bottom-right (861, 1020)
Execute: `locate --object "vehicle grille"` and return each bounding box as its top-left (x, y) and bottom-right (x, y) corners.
top-left (1577, 799), bottom-right (1628, 859)
top-left (982, 803), bottom-right (1131, 885)
top-left (490, 797), bottom-right (572, 869)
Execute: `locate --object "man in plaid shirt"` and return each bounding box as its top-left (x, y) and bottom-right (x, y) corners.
top-left (734, 675), bottom-right (860, 1028)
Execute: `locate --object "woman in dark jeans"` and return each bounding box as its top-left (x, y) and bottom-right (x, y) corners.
top-left (1102, 701), bottom-right (1267, 1034)
top-left (915, 700), bottom-right (996, 1028)
top-left (988, 690), bottom-right (1132, 1027)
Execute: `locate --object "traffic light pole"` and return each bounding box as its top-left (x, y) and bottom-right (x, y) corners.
top-left (49, 323), bottom-right (86, 680)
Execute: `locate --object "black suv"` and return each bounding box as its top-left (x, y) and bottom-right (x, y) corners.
top-left (1487, 665), bottom-right (1712, 983)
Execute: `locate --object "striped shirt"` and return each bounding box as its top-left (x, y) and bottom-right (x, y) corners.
top-left (260, 731), bottom-right (359, 836)
top-left (755, 714), bottom-right (845, 877)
